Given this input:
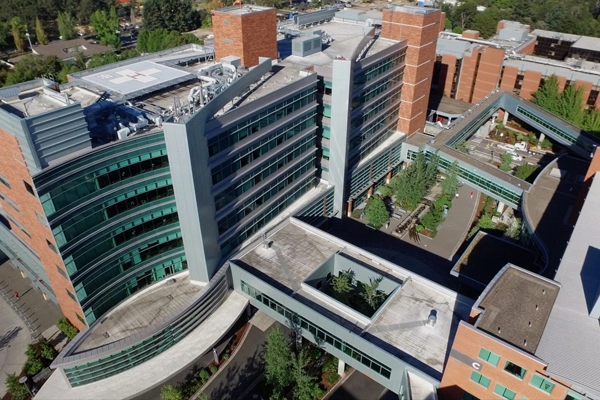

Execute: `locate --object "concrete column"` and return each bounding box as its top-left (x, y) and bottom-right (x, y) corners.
top-left (497, 201), bottom-right (505, 214)
top-left (386, 171), bottom-right (393, 185)
top-left (367, 186), bottom-right (374, 199)
top-left (538, 133), bottom-right (546, 145)
top-left (337, 359), bottom-right (346, 376)
top-left (347, 200), bottom-right (353, 217)
top-left (20, 270), bottom-right (26, 278)
top-left (502, 110), bottom-right (509, 125)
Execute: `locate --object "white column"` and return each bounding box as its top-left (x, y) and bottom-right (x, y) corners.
top-left (337, 359), bottom-right (346, 376)
top-left (502, 111), bottom-right (509, 125)
top-left (538, 133), bottom-right (546, 145)
top-left (497, 201), bottom-right (505, 214)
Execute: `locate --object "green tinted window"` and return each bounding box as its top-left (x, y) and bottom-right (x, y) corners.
top-left (530, 375), bottom-right (555, 394)
top-left (494, 384), bottom-right (516, 400)
top-left (479, 348), bottom-right (500, 366)
top-left (470, 371), bottom-right (491, 388)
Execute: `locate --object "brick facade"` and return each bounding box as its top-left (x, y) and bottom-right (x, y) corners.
top-left (440, 323), bottom-right (572, 400)
top-left (382, 7), bottom-right (442, 136)
top-left (0, 128), bottom-right (85, 330)
top-left (212, 8), bottom-right (277, 68)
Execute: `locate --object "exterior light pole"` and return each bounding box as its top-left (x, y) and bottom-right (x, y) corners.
top-left (19, 376), bottom-right (34, 398)
top-left (25, 32), bottom-right (33, 50)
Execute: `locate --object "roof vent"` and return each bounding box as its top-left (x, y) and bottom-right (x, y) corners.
top-left (427, 310), bottom-right (437, 327)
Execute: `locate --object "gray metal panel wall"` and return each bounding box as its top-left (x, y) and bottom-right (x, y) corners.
top-left (0, 220), bottom-right (56, 302)
top-left (25, 104), bottom-right (91, 169)
top-left (329, 59), bottom-right (353, 217)
top-left (0, 109), bottom-right (41, 175)
top-left (163, 58), bottom-right (273, 283)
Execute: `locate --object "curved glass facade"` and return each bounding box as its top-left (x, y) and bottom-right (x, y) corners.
top-left (62, 270), bottom-right (231, 387)
top-left (33, 132), bottom-right (185, 325)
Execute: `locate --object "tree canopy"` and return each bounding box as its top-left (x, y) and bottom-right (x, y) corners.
top-left (90, 7), bottom-right (121, 48)
top-left (142, 0), bottom-right (200, 32)
top-left (137, 29), bottom-right (201, 53)
top-left (364, 195), bottom-right (389, 229)
top-left (264, 326), bottom-right (293, 398)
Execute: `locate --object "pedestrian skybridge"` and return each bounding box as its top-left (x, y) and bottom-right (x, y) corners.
top-left (407, 90), bottom-right (600, 209)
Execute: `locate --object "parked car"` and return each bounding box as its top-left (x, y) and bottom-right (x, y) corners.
top-left (505, 150), bottom-right (523, 162)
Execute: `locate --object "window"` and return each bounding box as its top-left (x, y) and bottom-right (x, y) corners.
top-left (463, 393), bottom-right (480, 400)
top-left (530, 375), bottom-right (555, 394)
top-left (23, 181), bottom-right (35, 196)
top-left (504, 361), bottom-right (526, 379)
top-left (35, 211), bottom-right (47, 226)
top-left (66, 289), bottom-right (77, 302)
top-left (0, 191), bottom-right (20, 213)
top-left (0, 174), bottom-right (10, 189)
top-left (479, 348), bottom-right (501, 366)
top-left (566, 392), bottom-right (582, 400)
top-left (76, 313), bottom-right (85, 325)
top-left (57, 265), bottom-right (68, 279)
top-left (470, 371), bottom-right (491, 388)
top-left (494, 384), bottom-right (516, 400)
top-left (47, 239), bottom-right (58, 254)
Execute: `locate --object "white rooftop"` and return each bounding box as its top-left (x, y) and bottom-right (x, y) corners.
top-left (535, 175), bottom-right (600, 397)
top-left (80, 60), bottom-right (194, 97)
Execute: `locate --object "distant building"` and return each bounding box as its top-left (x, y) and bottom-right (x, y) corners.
top-left (434, 20), bottom-right (600, 109)
top-left (9, 38), bottom-right (113, 64)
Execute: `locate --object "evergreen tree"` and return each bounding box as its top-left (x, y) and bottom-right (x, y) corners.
top-left (365, 195), bottom-right (389, 229)
top-left (290, 348), bottom-right (316, 400)
top-left (137, 29), bottom-right (201, 53)
top-left (57, 12), bottom-right (77, 40)
top-left (264, 326), bottom-right (292, 398)
top-left (331, 269), bottom-right (354, 304)
top-left (360, 276), bottom-right (385, 311)
top-left (5, 373), bottom-right (29, 400)
top-left (441, 161), bottom-right (460, 197)
top-left (143, 0), bottom-right (199, 32)
top-left (558, 84), bottom-right (586, 127)
top-left (90, 7), bottom-right (121, 48)
top-left (35, 17), bottom-right (48, 45)
top-left (499, 153), bottom-right (512, 172)
top-left (532, 75), bottom-right (561, 115)
top-left (10, 17), bottom-right (24, 51)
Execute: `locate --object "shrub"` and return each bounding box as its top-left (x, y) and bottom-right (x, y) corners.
top-left (57, 317), bottom-right (80, 340)
top-left (199, 369), bottom-right (210, 384)
top-left (351, 208), bottom-right (362, 218)
top-left (39, 340), bottom-right (58, 360)
top-left (5, 373), bottom-right (29, 400)
top-left (322, 356), bottom-right (338, 375)
top-left (515, 164), bottom-right (539, 181)
top-left (24, 357), bottom-right (44, 375)
top-left (160, 384), bottom-right (183, 400)
top-left (25, 344), bottom-right (37, 359)
top-left (222, 352), bottom-right (230, 360)
top-left (209, 364), bottom-right (218, 374)
top-left (377, 185), bottom-right (393, 199)
top-left (312, 383), bottom-right (325, 398)
top-left (325, 372), bottom-right (340, 386)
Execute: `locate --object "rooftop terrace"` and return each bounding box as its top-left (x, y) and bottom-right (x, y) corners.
top-left (474, 265), bottom-right (559, 353)
top-left (236, 219), bottom-right (472, 374)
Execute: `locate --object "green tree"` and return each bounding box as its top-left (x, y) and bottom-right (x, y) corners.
top-left (4, 55), bottom-right (64, 86)
top-left (290, 348), bottom-right (316, 400)
top-left (10, 17), bottom-right (25, 51)
top-left (532, 75), bottom-right (561, 115)
top-left (470, 8), bottom-right (503, 38)
top-left (5, 373), bottom-right (29, 400)
top-left (142, 0), bottom-right (200, 32)
top-left (365, 195), bottom-right (389, 229)
top-left (57, 12), bottom-right (77, 40)
top-left (35, 17), bottom-right (48, 45)
top-left (515, 164), bottom-right (539, 181)
top-left (441, 161), bottom-right (460, 197)
top-left (160, 384), bottom-right (183, 400)
top-left (331, 269), bottom-right (354, 303)
top-left (468, 213), bottom-right (495, 239)
top-left (39, 338), bottom-right (58, 360)
top-left (90, 7), bottom-right (121, 48)
top-left (24, 356), bottom-right (44, 375)
top-left (499, 153), bottom-right (512, 172)
top-left (360, 276), bottom-right (385, 311)
top-left (0, 22), bottom-right (10, 46)
top-left (451, 0), bottom-right (477, 32)
top-left (558, 83), bottom-right (586, 127)
top-left (377, 185), bottom-right (392, 199)
top-left (137, 29), bottom-right (201, 53)
top-left (57, 317), bottom-right (80, 340)
top-left (264, 326), bottom-right (292, 398)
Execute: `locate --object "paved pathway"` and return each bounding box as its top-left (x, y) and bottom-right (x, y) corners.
top-left (0, 261), bottom-right (64, 339)
top-left (0, 293), bottom-right (30, 397)
top-left (404, 184), bottom-right (479, 261)
top-left (328, 370), bottom-right (388, 400)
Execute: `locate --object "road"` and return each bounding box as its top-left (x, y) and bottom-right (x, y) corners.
top-left (464, 137), bottom-right (548, 169)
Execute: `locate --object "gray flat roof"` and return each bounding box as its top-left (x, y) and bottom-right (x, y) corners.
top-left (535, 175), bottom-right (600, 396)
top-left (572, 35), bottom-right (600, 52)
top-left (503, 56), bottom-right (600, 86)
top-left (213, 4), bottom-right (273, 15)
top-left (80, 60), bottom-right (194, 97)
top-left (236, 218), bottom-right (472, 374)
top-left (475, 265), bottom-right (559, 353)
top-left (531, 29), bottom-right (581, 43)
top-left (74, 272), bottom-right (202, 352)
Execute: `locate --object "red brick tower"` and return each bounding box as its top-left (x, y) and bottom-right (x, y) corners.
top-left (381, 5), bottom-right (443, 136)
top-left (212, 5), bottom-right (278, 68)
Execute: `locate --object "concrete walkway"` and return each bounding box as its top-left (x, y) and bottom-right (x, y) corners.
top-left (0, 261), bottom-right (64, 339)
top-left (402, 184), bottom-right (479, 261)
top-left (0, 295), bottom-right (30, 397)
top-left (35, 292), bottom-right (248, 400)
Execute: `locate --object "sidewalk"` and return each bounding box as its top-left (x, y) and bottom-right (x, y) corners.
top-left (0, 296), bottom-right (30, 397)
top-left (403, 185), bottom-right (479, 260)
top-left (0, 261), bottom-right (64, 339)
